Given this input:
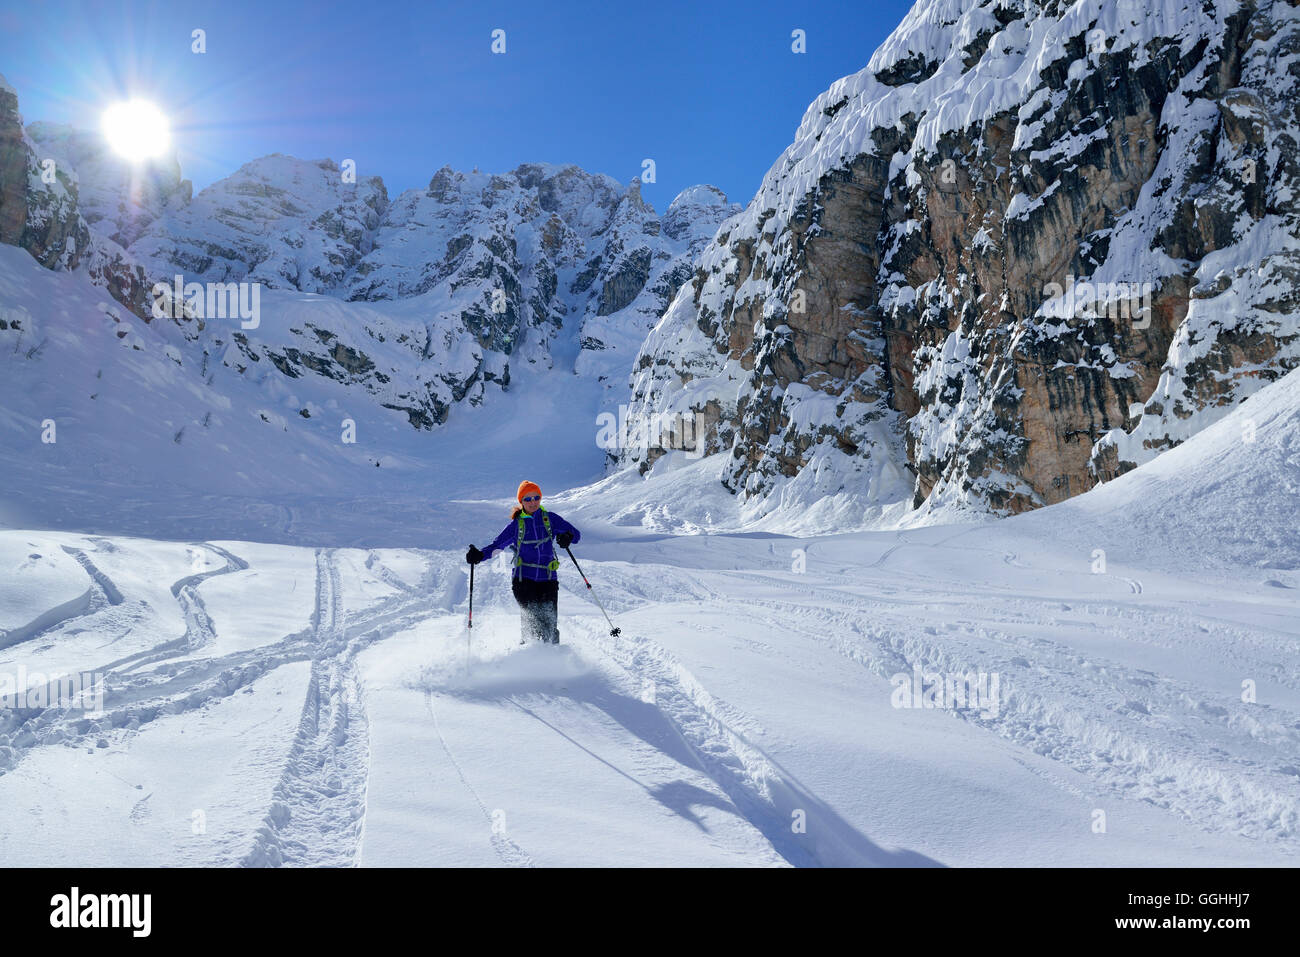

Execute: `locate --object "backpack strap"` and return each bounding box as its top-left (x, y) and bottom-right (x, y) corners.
top-left (514, 505), bottom-right (559, 576)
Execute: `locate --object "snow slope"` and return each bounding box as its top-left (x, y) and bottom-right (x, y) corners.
top-left (2, 0), bottom-right (1297, 866)
top-left (2, 368), bottom-right (1297, 866)
top-left (0, 240), bottom-right (609, 546)
top-left (1007, 364), bottom-right (1300, 575)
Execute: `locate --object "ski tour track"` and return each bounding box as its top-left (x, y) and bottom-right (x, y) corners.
top-left (1, 535), bottom-right (1297, 865)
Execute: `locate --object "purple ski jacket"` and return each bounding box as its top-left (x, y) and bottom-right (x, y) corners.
top-left (480, 506), bottom-right (581, 581)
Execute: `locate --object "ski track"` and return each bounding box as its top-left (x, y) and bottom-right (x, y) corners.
top-left (703, 578), bottom-right (1300, 845)
top-left (243, 549), bottom-right (367, 866)
top-left (2, 543), bottom-right (458, 867)
top-left (241, 548), bottom-right (460, 866)
top-left (423, 689), bottom-right (536, 867)
top-left (413, 557), bottom-right (925, 866)
top-left (1118, 576), bottom-right (1143, 595)
top-left (714, 566), bottom-right (1300, 694)
top-left (869, 527), bottom-right (982, 570)
top-left (364, 550), bottom-right (416, 595)
top-left (105, 541), bottom-right (252, 674)
top-left (484, 545), bottom-right (1221, 864)
top-left (562, 610), bottom-right (937, 866)
top-left (61, 545), bottom-right (125, 605)
top-left (0, 584), bottom-right (94, 652)
top-left (0, 541), bottom-right (255, 776)
top-left (554, 555), bottom-right (1298, 849)
top-left (6, 533), bottom-right (1295, 864)
top-left (0, 544), bottom-right (123, 652)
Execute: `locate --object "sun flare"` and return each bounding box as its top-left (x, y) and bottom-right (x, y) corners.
top-left (101, 99), bottom-right (171, 162)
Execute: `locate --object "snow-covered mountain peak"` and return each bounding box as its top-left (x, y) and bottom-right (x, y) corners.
top-left (668, 184), bottom-right (729, 210)
top-left (25, 120), bottom-right (190, 250)
top-left (0, 74), bottom-right (740, 474)
top-left (624, 0), bottom-right (1299, 530)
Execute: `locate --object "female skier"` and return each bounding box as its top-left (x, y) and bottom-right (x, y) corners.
top-left (465, 481), bottom-right (581, 644)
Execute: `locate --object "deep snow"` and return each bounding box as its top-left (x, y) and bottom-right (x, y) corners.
top-left (2, 363), bottom-right (1298, 865)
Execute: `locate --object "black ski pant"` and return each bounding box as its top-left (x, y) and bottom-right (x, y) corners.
top-left (512, 576), bottom-right (559, 644)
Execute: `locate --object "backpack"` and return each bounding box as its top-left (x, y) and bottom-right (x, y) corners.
top-left (514, 505), bottom-right (559, 576)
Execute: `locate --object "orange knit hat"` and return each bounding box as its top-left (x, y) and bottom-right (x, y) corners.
top-left (517, 480), bottom-right (542, 504)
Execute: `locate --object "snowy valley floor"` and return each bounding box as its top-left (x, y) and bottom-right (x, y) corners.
top-left (2, 514), bottom-right (1296, 867)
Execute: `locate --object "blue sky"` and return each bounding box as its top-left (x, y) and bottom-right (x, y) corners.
top-left (0, 0), bottom-right (913, 210)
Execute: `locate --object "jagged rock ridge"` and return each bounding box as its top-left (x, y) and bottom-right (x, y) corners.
top-left (624, 0), bottom-right (1300, 523)
top-left (0, 75), bottom-right (737, 432)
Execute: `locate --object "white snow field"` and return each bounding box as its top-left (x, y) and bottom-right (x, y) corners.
top-left (2, 233), bottom-right (1298, 866)
top-left (2, 362), bottom-right (1298, 866)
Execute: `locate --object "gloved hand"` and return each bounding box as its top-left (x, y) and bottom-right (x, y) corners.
top-left (466, 545), bottom-right (484, 564)
top-left (555, 532), bottom-right (573, 549)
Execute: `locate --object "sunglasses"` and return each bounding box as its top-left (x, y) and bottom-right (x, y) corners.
top-left (522, 495), bottom-right (540, 502)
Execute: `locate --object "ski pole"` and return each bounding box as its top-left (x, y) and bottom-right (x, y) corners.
top-left (564, 545), bottom-right (620, 637)
top-left (467, 556), bottom-right (475, 662)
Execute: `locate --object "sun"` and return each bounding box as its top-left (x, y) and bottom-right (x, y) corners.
top-left (101, 100), bottom-right (171, 162)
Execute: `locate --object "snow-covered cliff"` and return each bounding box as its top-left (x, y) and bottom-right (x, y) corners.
top-left (624, 0), bottom-right (1300, 527)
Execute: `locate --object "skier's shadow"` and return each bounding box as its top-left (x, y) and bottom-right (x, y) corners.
top-left (434, 666), bottom-right (735, 832)
top-left (432, 659), bottom-right (942, 867)
top-left (511, 691), bottom-right (736, 832)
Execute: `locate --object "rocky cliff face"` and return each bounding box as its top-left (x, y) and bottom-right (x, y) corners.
top-left (0, 78), bottom-right (89, 273)
top-left (342, 164), bottom-right (733, 388)
top-left (139, 160), bottom-right (734, 428)
top-left (0, 75), bottom-right (156, 322)
top-left (126, 153), bottom-right (386, 297)
top-left (625, 0), bottom-right (1300, 523)
top-left (0, 74), bottom-right (736, 432)
top-left (26, 121), bottom-right (192, 249)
